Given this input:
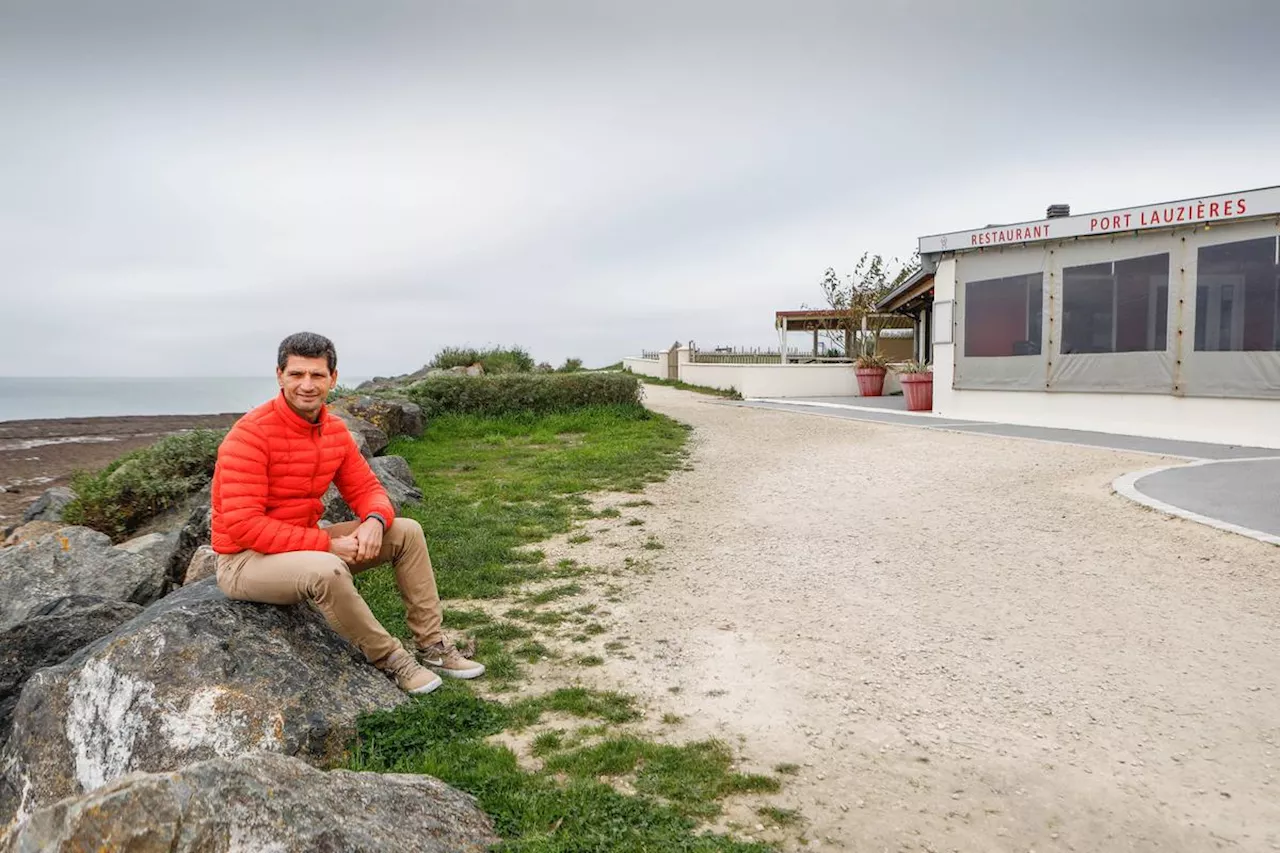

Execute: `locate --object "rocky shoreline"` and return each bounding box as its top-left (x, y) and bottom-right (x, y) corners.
top-left (0, 414), bottom-right (243, 529)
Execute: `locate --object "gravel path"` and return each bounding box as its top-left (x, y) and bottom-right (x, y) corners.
top-left (592, 384), bottom-right (1280, 852)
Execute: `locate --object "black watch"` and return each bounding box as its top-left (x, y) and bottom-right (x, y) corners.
top-left (365, 513), bottom-right (387, 530)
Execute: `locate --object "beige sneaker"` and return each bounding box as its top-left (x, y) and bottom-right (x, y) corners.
top-left (417, 640), bottom-right (486, 680)
top-left (383, 648), bottom-right (443, 695)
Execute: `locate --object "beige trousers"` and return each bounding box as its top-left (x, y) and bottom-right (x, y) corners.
top-left (215, 517), bottom-right (443, 666)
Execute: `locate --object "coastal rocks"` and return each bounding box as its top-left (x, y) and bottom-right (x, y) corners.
top-left (333, 396), bottom-right (424, 440)
top-left (371, 456), bottom-right (424, 505)
top-left (19, 487), bottom-right (75, 525)
top-left (116, 531), bottom-right (180, 584)
top-left (1, 751), bottom-right (499, 853)
top-left (0, 527), bottom-right (165, 630)
top-left (0, 579), bottom-right (405, 829)
top-left (0, 596), bottom-right (143, 741)
top-left (323, 455), bottom-right (422, 523)
top-left (165, 503), bottom-right (210, 591)
top-left (334, 413), bottom-right (389, 458)
top-left (182, 545), bottom-right (217, 585)
top-left (2, 521), bottom-right (62, 548)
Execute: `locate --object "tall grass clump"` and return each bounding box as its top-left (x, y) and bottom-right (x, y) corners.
top-left (61, 429), bottom-right (227, 541)
top-left (430, 345), bottom-right (535, 375)
top-left (404, 372), bottom-right (643, 419)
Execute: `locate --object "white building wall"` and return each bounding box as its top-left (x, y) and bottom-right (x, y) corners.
top-left (622, 357), bottom-right (665, 379)
top-left (680, 362), bottom-right (902, 398)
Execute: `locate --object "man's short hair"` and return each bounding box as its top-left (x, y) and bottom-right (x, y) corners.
top-left (277, 332), bottom-right (337, 374)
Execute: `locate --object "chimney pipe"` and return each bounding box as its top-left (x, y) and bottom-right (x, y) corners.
top-left (1046, 203), bottom-right (1071, 219)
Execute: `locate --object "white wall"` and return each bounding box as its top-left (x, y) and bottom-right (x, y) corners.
top-left (623, 357), bottom-right (665, 379)
top-left (936, 389), bottom-right (1280, 449)
top-left (680, 362), bottom-right (902, 398)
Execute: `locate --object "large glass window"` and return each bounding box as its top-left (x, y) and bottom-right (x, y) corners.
top-left (1062, 253), bottom-right (1169, 354)
top-left (964, 273), bottom-right (1042, 357)
top-left (1195, 236), bottom-right (1280, 352)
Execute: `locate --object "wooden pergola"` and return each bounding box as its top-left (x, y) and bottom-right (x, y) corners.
top-left (773, 309), bottom-right (915, 364)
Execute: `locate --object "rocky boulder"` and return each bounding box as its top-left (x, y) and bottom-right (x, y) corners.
top-left (1, 751), bottom-right (498, 853)
top-left (0, 596), bottom-right (143, 742)
top-left (1, 522), bottom-right (62, 549)
top-left (323, 455), bottom-right (422, 523)
top-left (115, 531), bottom-right (179, 584)
top-left (19, 487), bottom-right (76, 525)
top-left (182, 545), bottom-right (217, 585)
top-left (165, 503), bottom-right (210, 591)
top-left (0, 578), bottom-right (405, 829)
top-left (334, 413), bottom-right (389, 458)
top-left (0, 527), bottom-right (165, 631)
top-left (333, 395), bottom-right (424, 439)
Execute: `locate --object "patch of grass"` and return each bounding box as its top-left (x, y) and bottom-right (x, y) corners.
top-left (568, 533), bottom-right (592, 544)
top-left (604, 640), bottom-right (627, 653)
top-left (443, 608), bottom-right (493, 629)
top-left (638, 374), bottom-right (743, 400)
top-left (643, 537), bottom-right (665, 551)
top-left (531, 730), bottom-right (565, 757)
top-left (472, 621), bottom-right (534, 642)
top-left (598, 507), bottom-right (622, 518)
top-left (626, 518), bottom-right (645, 527)
top-left (356, 406), bottom-right (686, 617)
top-left (513, 641), bottom-right (553, 663)
top-left (574, 655), bottom-right (605, 667)
top-left (583, 622), bottom-right (607, 636)
top-left (525, 583), bottom-right (583, 605)
top-left (543, 737), bottom-right (779, 819)
top-left (662, 713), bottom-right (684, 725)
top-left (621, 499), bottom-right (654, 508)
top-left (772, 763), bottom-right (801, 776)
top-left (757, 806), bottom-right (802, 827)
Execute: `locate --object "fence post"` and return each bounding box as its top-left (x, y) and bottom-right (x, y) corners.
top-left (675, 346), bottom-right (692, 382)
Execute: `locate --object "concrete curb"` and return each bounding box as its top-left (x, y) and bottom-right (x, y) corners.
top-left (1112, 457), bottom-right (1280, 547)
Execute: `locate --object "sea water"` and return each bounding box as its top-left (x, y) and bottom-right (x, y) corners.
top-left (0, 377), bottom-right (371, 422)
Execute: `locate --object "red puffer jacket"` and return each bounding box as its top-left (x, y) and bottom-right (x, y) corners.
top-left (211, 393), bottom-right (396, 554)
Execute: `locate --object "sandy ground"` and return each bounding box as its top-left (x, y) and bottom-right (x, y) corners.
top-left (550, 384), bottom-right (1280, 853)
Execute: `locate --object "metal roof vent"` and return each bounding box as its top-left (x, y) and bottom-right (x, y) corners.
top-left (1046, 203), bottom-right (1071, 219)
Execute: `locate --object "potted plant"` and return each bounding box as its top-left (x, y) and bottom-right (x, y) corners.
top-left (854, 343), bottom-right (889, 397)
top-left (896, 360), bottom-right (933, 411)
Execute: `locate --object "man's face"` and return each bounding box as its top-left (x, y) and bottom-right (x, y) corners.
top-left (277, 355), bottom-right (336, 420)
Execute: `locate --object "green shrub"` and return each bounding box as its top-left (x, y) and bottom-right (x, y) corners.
top-left (429, 345), bottom-right (535, 375)
top-left (61, 429), bottom-right (226, 541)
top-left (404, 372), bottom-right (643, 419)
top-left (557, 357), bottom-right (584, 373)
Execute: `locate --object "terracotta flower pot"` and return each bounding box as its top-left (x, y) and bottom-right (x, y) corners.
top-left (900, 372), bottom-right (933, 411)
top-left (855, 367), bottom-right (886, 397)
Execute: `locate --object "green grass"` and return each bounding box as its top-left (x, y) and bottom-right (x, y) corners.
top-left (643, 537), bottom-right (665, 551)
top-left (568, 533), bottom-right (592, 544)
top-left (756, 807), bottom-right (802, 827)
top-left (352, 406), bottom-right (687, 639)
top-left (772, 763), bottom-right (801, 776)
top-left (626, 518), bottom-right (645, 527)
top-left (621, 499), bottom-right (654, 508)
top-left (638, 375), bottom-right (743, 400)
top-left (347, 689), bottom-right (773, 850)
top-left (524, 583), bottom-right (583, 605)
top-left (443, 608), bottom-right (493, 629)
top-left (574, 655), bottom-right (605, 667)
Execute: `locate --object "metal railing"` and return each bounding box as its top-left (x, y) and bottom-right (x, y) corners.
top-left (639, 350), bottom-right (661, 360)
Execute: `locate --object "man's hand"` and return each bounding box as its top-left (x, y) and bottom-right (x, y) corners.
top-left (328, 535), bottom-right (360, 565)
top-left (352, 518), bottom-right (384, 563)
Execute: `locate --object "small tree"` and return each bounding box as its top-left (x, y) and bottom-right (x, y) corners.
top-left (810, 251), bottom-right (920, 367)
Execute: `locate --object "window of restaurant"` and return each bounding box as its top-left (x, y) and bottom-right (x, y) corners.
top-left (963, 273), bottom-right (1042, 357)
top-left (1062, 253), bottom-right (1169, 354)
top-left (1194, 236), bottom-right (1280, 352)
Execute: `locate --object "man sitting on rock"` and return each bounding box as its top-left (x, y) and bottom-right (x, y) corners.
top-left (210, 331), bottom-right (483, 695)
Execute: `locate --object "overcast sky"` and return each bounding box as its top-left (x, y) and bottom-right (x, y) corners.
top-left (2, 0), bottom-right (1278, 377)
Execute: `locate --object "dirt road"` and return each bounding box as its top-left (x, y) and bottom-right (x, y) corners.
top-left (584, 384), bottom-right (1280, 852)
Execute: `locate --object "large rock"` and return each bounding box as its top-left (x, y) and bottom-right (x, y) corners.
top-left (19, 487), bottom-right (75, 525)
top-left (182, 545), bottom-right (217, 585)
top-left (371, 456), bottom-right (424, 505)
top-left (1, 751), bottom-right (498, 853)
top-left (116, 531), bottom-right (179, 584)
top-left (0, 596), bottom-right (143, 742)
top-left (2, 522), bottom-right (62, 549)
top-left (165, 503), bottom-right (210, 591)
top-left (334, 413), bottom-right (389, 458)
top-left (0, 578), bottom-right (405, 830)
top-left (335, 396), bottom-right (425, 439)
top-left (0, 527), bottom-right (165, 631)
top-left (322, 455), bottom-right (421, 523)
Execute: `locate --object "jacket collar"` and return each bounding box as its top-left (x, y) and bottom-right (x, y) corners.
top-left (271, 391), bottom-right (329, 434)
